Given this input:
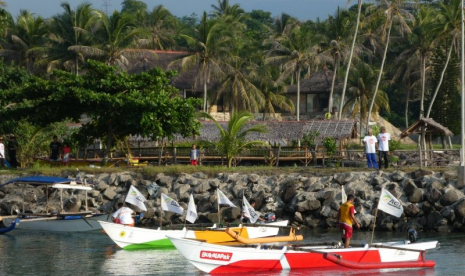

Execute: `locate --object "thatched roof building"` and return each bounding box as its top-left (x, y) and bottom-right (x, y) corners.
top-left (173, 119), bottom-right (356, 145)
top-left (399, 118), bottom-right (453, 139)
top-left (127, 50), bottom-right (210, 92)
top-left (286, 68), bottom-right (334, 114)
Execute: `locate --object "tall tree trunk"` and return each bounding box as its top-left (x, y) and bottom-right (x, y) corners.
top-left (339, 0), bottom-right (362, 120)
top-left (103, 122), bottom-right (112, 166)
top-left (297, 71), bottom-right (301, 121)
top-left (426, 38), bottom-right (455, 118)
top-left (419, 54), bottom-right (426, 119)
top-left (404, 89), bottom-right (410, 128)
top-left (203, 69), bottom-right (208, 112)
top-left (366, 19), bottom-right (393, 130)
top-left (328, 56), bottom-right (339, 112)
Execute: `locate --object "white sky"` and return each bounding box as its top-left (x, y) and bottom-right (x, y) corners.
top-left (3, 0), bottom-right (374, 21)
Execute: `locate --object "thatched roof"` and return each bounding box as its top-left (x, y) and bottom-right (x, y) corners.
top-left (173, 120), bottom-right (356, 144)
top-left (126, 50), bottom-right (208, 91)
top-left (399, 118), bottom-right (454, 138)
top-left (287, 69), bottom-right (333, 94)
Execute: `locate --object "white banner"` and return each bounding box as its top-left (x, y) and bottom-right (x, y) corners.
top-left (161, 193), bottom-right (184, 215)
top-left (125, 185), bottom-right (147, 211)
top-left (217, 189), bottom-right (236, 207)
top-left (242, 196), bottom-right (259, 223)
top-left (378, 189), bottom-right (403, 217)
top-left (186, 194), bottom-right (198, 224)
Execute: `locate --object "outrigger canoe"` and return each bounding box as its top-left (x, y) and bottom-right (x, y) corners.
top-left (0, 176), bottom-right (111, 232)
top-left (98, 220), bottom-right (289, 250)
top-left (168, 232), bottom-right (438, 274)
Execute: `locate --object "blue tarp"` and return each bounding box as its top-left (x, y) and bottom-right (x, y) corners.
top-left (0, 176), bottom-right (81, 188)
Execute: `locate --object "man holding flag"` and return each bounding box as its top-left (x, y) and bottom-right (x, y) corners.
top-left (242, 197), bottom-right (265, 223)
top-left (337, 194), bottom-right (361, 248)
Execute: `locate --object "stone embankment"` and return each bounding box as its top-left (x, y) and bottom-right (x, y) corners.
top-left (1, 169), bottom-right (464, 233)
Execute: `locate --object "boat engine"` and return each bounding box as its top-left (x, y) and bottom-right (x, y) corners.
top-left (264, 212), bottom-right (276, 222)
top-left (408, 228), bottom-right (419, 243)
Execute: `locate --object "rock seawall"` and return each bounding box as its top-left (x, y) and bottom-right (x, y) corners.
top-left (1, 169), bottom-right (464, 232)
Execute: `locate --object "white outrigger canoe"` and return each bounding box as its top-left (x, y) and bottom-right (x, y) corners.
top-left (168, 234), bottom-right (438, 274)
top-left (0, 176), bottom-right (111, 232)
top-left (99, 220), bottom-right (289, 250)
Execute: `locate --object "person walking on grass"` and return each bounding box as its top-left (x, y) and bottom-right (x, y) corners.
top-left (377, 126), bottom-right (391, 169)
top-left (362, 128), bottom-right (378, 169)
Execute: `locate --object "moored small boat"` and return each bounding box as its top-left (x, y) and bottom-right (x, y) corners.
top-left (98, 220), bottom-right (289, 250)
top-left (0, 176), bottom-right (111, 232)
top-left (167, 234), bottom-right (438, 274)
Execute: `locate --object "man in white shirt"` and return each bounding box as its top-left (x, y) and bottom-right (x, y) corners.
top-left (377, 126), bottom-right (391, 169)
top-left (362, 128), bottom-right (378, 169)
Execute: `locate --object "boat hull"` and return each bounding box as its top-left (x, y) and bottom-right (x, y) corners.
top-left (168, 236), bottom-right (438, 274)
top-left (2, 213), bottom-right (111, 232)
top-left (99, 220), bottom-right (288, 250)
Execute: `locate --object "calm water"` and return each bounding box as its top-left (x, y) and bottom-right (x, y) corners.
top-left (0, 228), bottom-right (463, 276)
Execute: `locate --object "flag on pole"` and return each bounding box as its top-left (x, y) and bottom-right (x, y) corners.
top-left (242, 196), bottom-right (259, 223)
top-left (378, 189), bottom-right (403, 217)
top-left (161, 193), bottom-right (184, 215)
top-left (186, 194), bottom-right (198, 224)
top-left (125, 185), bottom-right (147, 211)
top-left (341, 186), bottom-right (347, 203)
top-left (217, 189), bottom-right (236, 207)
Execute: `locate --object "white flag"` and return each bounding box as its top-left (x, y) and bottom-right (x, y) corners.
top-left (242, 196), bottom-right (259, 223)
top-left (161, 193), bottom-right (184, 215)
top-left (378, 189), bottom-right (403, 218)
top-left (186, 194), bottom-right (198, 224)
top-left (217, 189), bottom-right (236, 207)
top-left (341, 186), bottom-right (347, 204)
top-left (125, 186), bottom-right (147, 211)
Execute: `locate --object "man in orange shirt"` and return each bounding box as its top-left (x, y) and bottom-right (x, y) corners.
top-left (337, 194), bottom-right (361, 248)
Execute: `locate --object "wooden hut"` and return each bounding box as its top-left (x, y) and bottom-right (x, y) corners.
top-left (400, 118), bottom-right (453, 147)
top-left (286, 69), bottom-right (334, 116)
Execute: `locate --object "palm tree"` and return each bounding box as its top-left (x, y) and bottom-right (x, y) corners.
top-left (215, 46), bottom-right (265, 114)
top-left (426, 0), bottom-right (461, 118)
top-left (47, 3), bottom-right (97, 73)
top-left (344, 61), bottom-right (389, 125)
top-left (365, 0), bottom-right (413, 130)
top-left (392, 6), bottom-right (436, 127)
top-left (257, 65), bottom-right (294, 121)
top-left (339, 0), bottom-right (362, 120)
top-left (177, 12), bottom-right (231, 112)
top-left (266, 22), bottom-right (320, 121)
top-left (138, 5), bottom-right (177, 50)
top-left (0, 10), bottom-right (48, 72)
top-left (69, 10), bottom-right (151, 69)
top-left (202, 111), bottom-right (269, 168)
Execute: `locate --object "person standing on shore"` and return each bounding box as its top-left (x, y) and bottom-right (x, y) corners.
top-left (62, 142), bottom-right (71, 166)
top-left (337, 194), bottom-right (360, 248)
top-left (49, 135), bottom-right (62, 166)
top-left (362, 128), bottom-right (378, 169)
top-left (7, 135), bottom-right (18, 168)
top-left (377, 126), bottom-right (391, 169)
top-left (190, 144), bottom-right (200, 166)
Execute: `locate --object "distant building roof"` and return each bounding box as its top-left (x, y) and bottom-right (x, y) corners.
top-left (287, 69), bottom-right (334, 94)
top-left (400, 118), bottom-right (454, 138)
top-left (173, 119), bottom-right (356, 144)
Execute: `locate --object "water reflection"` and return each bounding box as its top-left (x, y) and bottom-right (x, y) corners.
top-left (0, 228), bottom-right (463, 276)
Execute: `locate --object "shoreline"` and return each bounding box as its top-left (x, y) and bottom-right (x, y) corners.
top-left (1, 168), bottom-right (464, 233)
